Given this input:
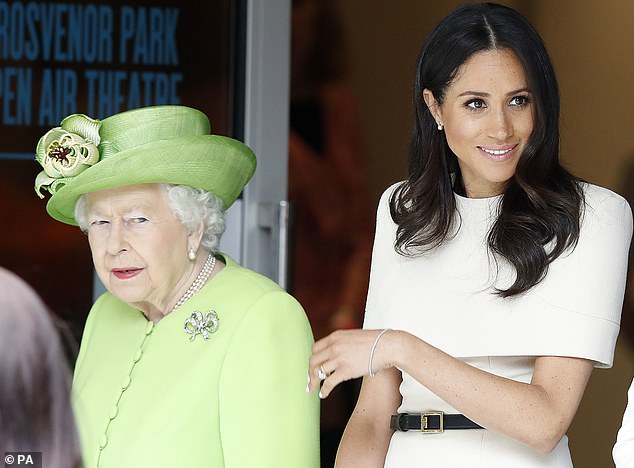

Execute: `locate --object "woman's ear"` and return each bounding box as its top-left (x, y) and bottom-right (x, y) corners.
top-left (423, 88), bottom-right (443, 124)
top-left (188, 221), bottom-right (205, 253)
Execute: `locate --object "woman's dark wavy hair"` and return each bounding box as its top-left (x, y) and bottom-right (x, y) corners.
top-left (390, 2), bottom-right (584, 297)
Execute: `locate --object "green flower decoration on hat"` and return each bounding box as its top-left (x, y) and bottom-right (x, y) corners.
top-left (35, 114), bottom-right (102, 198)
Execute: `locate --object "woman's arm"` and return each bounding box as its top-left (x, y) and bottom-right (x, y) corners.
top-left (309, 329), bottom-right (594, 454)
top-left (222, 291), bottom-right (320, 467)
top-left (613, 378), bottom-right (634, 467)
top-left (335, 368), bottom-right (401, 467)
top-left (311, 187), bottom-right (630, 455)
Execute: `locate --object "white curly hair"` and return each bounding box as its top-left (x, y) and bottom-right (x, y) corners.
top-left (74, 184), bottom-right (226, 252)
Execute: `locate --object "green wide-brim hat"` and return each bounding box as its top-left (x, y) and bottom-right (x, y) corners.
top-left (34, 105), bottom-right (256, 226)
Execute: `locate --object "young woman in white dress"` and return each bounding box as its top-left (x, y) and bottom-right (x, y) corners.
top-left (307, 3), bottom-right (632, 467)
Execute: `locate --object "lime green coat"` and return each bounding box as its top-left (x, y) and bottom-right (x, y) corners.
top-left (72, 255), bottom-right (320, 468)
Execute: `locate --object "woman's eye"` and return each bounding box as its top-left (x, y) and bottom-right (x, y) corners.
top-left (131, 217), bottom-right (148, 224)
top-left (510, 95), bottom-right (530, 106)
top-left (91, 220), bottom-right (109, 226)
top-left (466, 99), bottom-right (486, 110)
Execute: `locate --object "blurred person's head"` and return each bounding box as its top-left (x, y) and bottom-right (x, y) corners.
top-left (291, 0), bottom-right (345, 91)
top-left (0, 267), bottom-right (80, 467)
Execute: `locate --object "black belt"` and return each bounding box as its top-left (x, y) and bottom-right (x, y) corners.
top-left (390, 412), bottom-right (483, 433)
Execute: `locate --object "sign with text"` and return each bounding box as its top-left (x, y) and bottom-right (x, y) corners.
top-left (0, 0), bottom-right (235, 157)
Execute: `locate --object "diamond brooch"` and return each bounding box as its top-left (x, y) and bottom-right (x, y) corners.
top-left (184, 310), bottom-right (219, 342)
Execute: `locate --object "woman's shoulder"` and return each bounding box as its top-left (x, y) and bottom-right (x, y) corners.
top-left (80, 292), bottom-right (143, 341)
top-left (576, 183), bottom-right (633, 248)
top-left (216, 255), bottom-right (311, 334)
top-left (581, 182), bottom-right (632, 222)
top-left (218, 254), bottom-right (286, 295)
top-left (216, 254), bottom-right (306, 315)
top-left (582, 182), bottom-right (629, 207)
top-left (376, 181), bottom-right (405, 211)
top-left (380, 181), bottom-right (405, 199)
top-left (89, 291), bottom-right (131, 317)
top-left (374, 181), bottom-right (407, 220)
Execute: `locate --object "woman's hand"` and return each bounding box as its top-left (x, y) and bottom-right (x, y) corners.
top-left (309, 326), bottom-right (595, 453)
top-left (307, 328), bottom-right (395, 398)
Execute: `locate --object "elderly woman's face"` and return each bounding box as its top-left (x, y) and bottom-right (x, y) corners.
top-left (85, 184), bottom-right (193, 310)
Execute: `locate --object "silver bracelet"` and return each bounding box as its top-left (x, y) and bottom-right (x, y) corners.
top-left (368, 328), bottom-right (391, 377)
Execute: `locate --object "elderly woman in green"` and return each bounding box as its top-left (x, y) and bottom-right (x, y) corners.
top-left (34, 105), bottom-right (320, 468)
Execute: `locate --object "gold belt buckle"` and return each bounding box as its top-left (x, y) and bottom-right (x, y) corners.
top-left (421, 411), bottom-right (444, 433)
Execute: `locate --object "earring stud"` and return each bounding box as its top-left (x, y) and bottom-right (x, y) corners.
top-left (188, 249), bottom-right (197, 261)
top-left (437, 122), bottom-right (444, 131)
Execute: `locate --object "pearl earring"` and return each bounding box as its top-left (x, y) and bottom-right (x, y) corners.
top-left (437, 122), bottom-right (444, 131)
top-left (188, 249), bottom-right (197, 261)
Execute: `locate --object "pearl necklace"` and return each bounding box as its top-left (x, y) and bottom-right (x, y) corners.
top-left (170, 254), bottom-right (216, 312)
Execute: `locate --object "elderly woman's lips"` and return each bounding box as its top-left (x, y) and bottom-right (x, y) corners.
top-left (112, 268), bottom-right (142, 279)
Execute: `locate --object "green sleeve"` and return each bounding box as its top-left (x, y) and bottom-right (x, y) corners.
top-left (219, 290), bottom-right (320, 468)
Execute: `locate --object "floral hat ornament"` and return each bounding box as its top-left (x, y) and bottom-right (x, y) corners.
top-left (34, 106), bottom-right (257, 226)
top-left (35, 114), bottom-right (102, 198)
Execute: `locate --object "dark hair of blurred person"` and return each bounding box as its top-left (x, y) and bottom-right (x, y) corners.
top-left (291, 0), bottom-right (344, 89)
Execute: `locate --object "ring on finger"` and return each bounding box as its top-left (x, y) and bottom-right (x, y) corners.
top-left (318, 365), bottom-right (327, 381)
